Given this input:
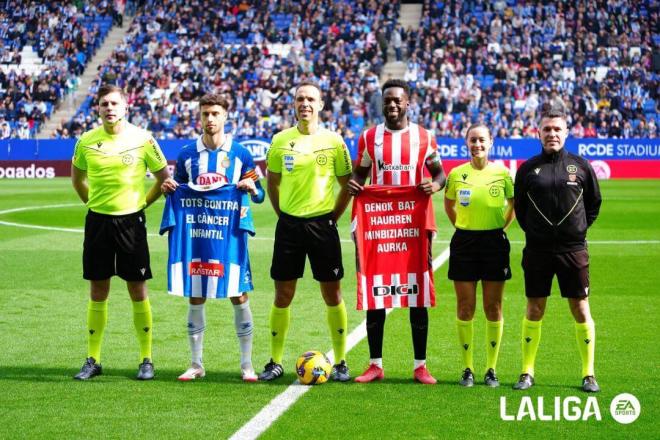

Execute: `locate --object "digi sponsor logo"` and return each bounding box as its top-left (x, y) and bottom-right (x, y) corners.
top-left (500, 396), bottom-right (602, 421)
top-left (610, 393), bottom-right (640, 424)
top-left (189, 261), bottom-right (225, 277)
top-left (196, 173), bottom-right (228, 186)
top-left (239, 139), bottom-right (269, 161)
top-left (372, 283), bottom-right (419, 297)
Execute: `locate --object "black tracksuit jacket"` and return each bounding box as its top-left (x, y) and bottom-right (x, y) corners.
top-left (514, 147), bottom-right (602, 253)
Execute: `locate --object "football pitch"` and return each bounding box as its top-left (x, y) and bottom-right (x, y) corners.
top-left (0, 178), bottom-right (657, 439)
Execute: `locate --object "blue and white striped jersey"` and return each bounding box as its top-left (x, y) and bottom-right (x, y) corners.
top-left (174, 135), bottom-right (265, 203)
top-left (160, 184), bottom-right (255, 299)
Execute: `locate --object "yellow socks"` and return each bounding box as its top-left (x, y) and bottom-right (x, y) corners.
top-left (486, 319), bottom-right (503, 371)
top-left (456, 319), bottom-right (474, 371)
top-left (575, 321), bottom-right (595, 377)
top-left (132, 298), bottom-right (153, 361)
top-left (87, 300), bottom-right (108, 362)
top-left (326, 300), bottom-right (347, 364)
top-left (521, 318), bottom-right (542, 376)
top-left (269, 305), bottom-right (290, 364)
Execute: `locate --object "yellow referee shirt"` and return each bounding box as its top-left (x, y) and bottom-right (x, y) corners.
top-left (72, 122), bottom-right (168, 215)
top-left (266, 126), bottom-right (352, 218)
top-left (445, 162), bottom-right (514, 230)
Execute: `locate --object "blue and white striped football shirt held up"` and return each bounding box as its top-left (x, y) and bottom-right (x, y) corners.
top-left (160, 184), bottom-right (255, 299)
top-left (173, 135), bottom-right (265, 203)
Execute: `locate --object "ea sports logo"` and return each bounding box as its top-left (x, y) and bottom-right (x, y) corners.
top-left (610, 393), bottom-right (640, 424)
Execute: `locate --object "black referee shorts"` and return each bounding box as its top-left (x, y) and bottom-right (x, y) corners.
top-left (448, 228), bottom-right (512, 282)
top-left (83, 210), bottom-right (152, 282)
top-left (522, 248), bottom-right (590, 298)
top-left (270, 212), bottom-right (344, 282)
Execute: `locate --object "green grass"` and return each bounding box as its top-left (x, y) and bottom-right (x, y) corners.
top-left (0, 179), bottom-right (658, 439)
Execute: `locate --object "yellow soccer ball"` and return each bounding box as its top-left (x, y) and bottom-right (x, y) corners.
top-left (295, 351), bottom-right (332, 385)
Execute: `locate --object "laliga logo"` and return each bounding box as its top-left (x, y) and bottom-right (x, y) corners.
top-left (372, 284), bottom-right (419, 297)
top-left (239, 139), bottom-right (269, 161)
top-left (500, 396), bottom-right (601, 421)
top-left (500, 393), bottom-right (641, 423)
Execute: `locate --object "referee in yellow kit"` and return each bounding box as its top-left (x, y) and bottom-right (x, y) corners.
top-left (444, 123), bottom-right (515, 388)
top-left (71, 84), bottom-right (170, 380)
top-left (259, 81), bottom-right (353, 382)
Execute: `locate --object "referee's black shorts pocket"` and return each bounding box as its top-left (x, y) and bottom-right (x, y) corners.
top-left (114, 211), bottom-right (147, 253)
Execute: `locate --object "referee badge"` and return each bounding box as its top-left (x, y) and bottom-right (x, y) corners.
top-left (122, 154), bottom-right (134, 165)
top-left (316, 154), bottom-right (327, 165)
top-left (489, 186), bottom-right (500, 197)
top-left (458, 188), bottom-right (471, 206)
top-left (284, 155), bottom-right (295, 172)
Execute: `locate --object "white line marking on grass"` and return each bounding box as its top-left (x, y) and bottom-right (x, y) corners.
top-left (229, 248), bottom-right (451, 440)
top-left (1, 205), bottom-right (659, 246)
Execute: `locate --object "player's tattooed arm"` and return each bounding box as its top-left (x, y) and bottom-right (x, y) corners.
top-left (419, 152), bottom-right (446, 194)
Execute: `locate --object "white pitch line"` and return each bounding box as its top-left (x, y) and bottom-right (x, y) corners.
top-left (229, 247), bottom-right (451, 440)
top-left (1, 205), bottom-right (659, 246)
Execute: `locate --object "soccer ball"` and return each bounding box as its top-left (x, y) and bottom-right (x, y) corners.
top-left (295, 351), bottom-right (332, 385)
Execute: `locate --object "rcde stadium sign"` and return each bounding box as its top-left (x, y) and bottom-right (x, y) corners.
top-left (1, 138), bottom-right (658, 179)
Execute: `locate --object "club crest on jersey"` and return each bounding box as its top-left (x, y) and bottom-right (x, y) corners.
top-left (316, 154), bottom-right (327, 165)
top-left (196, 173), bottom-right (228, 186)
top-left (122, 154), bottom-right (134, 165)
top-left (458, 188), bottom-right (471, 206)
top-left (221, 157), bottom-right (231, 168)
top-left (372, 283), bottom-right (419, 297)
top-left (567, 164), bottom-right (578, 174)
top-left (284, 155), bottom-right (295, 171)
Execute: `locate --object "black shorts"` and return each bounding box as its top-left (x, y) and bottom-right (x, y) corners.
top-left (270, 212), bottom-right (343, 282)
top-left (522, 248), bottom-right (590, 298)
top-left (448, 228), bottom-right (512, 282)
top-left (83, 210), bottom-right (152, 282)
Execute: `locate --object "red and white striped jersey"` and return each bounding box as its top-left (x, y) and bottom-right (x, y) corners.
top-left (357, 122), bottom-right (439, 186)
top-left (352, 186), bottom-right (436, 310)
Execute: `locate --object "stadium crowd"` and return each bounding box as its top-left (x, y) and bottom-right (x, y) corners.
top-left (54, 0), bottom-right (399, 142)
top-left (0, 1), bottom-right (117, 138)
top-left (410, 0), bottom-right (659, 138)
top-left (0, 1), bottom-right (656, 140)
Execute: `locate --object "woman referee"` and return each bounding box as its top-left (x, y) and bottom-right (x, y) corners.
top-left (444, 124), bottom-right (515, 387)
